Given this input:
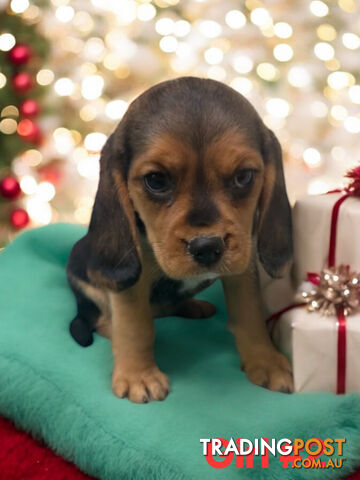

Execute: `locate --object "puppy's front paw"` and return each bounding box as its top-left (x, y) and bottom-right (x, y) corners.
top-left (243, 351), bottom-right (293, 393)
top-left (112, 366), bottom-right (170, 403)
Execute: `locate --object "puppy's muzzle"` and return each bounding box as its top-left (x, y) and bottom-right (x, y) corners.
top-left (188, 236), bottom-right (224, 266)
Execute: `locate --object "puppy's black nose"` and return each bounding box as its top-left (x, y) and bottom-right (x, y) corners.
top-left (188, 236), bottom-right (224, 266)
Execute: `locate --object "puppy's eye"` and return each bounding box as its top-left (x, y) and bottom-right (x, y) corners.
top-left (234, 169), bottom-right (256, 189)
top-left (144, 172), bottom-right (171, 194)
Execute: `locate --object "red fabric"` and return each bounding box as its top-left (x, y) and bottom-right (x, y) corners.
top-left (0, 417), bottom-right (94, 480)
top-left (348, 473), bottom-right (360, 479)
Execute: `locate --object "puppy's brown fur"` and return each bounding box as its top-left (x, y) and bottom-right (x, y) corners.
top-left (67, 77), bottom-right (293, 403)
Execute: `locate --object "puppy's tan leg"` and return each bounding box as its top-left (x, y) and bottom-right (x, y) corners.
top-left (222, 268), bottom-right (293, 393)
top-left (110, 287), bottom-right (170, 404)
top-left (96, 312), bottom-right (112, 339)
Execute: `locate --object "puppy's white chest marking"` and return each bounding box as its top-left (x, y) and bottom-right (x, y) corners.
top-left (179, 274), bottom-right (218, 297)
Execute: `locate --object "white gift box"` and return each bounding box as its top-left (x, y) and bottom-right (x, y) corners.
top-left (293, 192), bottom-right (360, 285)
top-left (273, 306), bottom-right (360, 393)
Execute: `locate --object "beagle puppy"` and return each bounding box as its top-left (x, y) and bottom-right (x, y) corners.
top-left (67, 77), bottom-right (293, 403)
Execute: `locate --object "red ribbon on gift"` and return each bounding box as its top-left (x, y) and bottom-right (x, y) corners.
top-left (268, 166), bottom-right (360, 394)
top-left (337, 307), bottom-right (347, 394)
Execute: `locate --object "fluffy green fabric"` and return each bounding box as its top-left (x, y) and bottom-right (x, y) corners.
top-left (0, 224), bottom-right (360, 479)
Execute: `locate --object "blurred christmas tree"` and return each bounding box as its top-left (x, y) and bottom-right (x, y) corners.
top-left (0, 4), bottom-right (49, 241)
top-left (0, 0), bottom-right (360, 245)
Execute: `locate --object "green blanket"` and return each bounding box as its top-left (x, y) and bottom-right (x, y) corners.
top-left (0, 224), bottom-right (359, 479)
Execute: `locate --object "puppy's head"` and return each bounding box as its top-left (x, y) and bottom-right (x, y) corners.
top-left (86, 77), bottom-right (292, 290)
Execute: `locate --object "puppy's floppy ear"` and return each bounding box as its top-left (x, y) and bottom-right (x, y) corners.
top-left (257, 127), bottom-right (293, 278)
top-left (86, 132), bottom-right (142, 291)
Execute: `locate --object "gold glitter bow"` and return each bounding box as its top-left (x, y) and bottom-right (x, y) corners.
top-left (299, 265), bottom-right (360, 316)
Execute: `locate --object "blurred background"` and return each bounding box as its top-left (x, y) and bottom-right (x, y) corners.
top-left (0, 0), bottom-right (359, 245)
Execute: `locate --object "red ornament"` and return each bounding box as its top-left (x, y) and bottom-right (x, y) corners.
top-left (10, 208), bottom-right (30, 229)
top-left (0, 176), bottom-right (21, 199)
top-left (12, 72), bottom-right (33, 94)
top-left (8, 44), bottom-right (31, 66)
top-left (20, 99), bottom-right (40, 117)
top-left (17, 119), bottom-right (41, 144)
